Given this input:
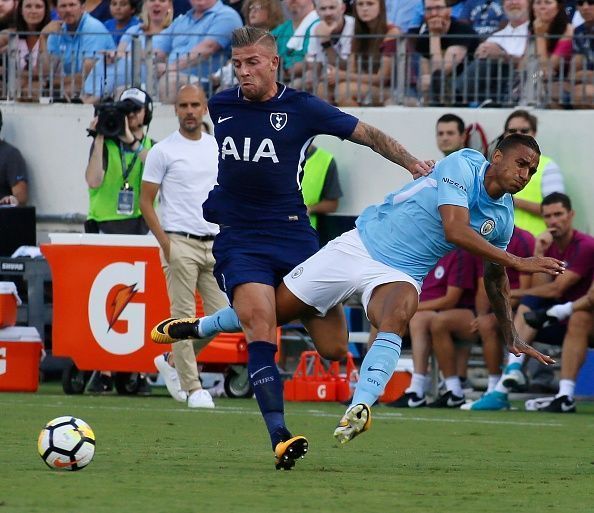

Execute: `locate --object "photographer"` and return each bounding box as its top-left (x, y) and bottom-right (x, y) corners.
top-left (85, 87), bottom-right (154, 235)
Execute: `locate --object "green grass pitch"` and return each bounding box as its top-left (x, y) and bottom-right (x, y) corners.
top-left (1, 384), bottom-right (593, 513)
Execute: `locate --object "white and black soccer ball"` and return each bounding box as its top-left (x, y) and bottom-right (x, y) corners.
top-left (37, 416), bottom-right (96, 471)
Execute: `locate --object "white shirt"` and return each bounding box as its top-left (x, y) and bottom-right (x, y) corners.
top-left (143, 130), bottom-right (219, 236)
top-left (486, 21), bottom-right (529, 58)
top-left (307, 15), bottom-right (355, 64)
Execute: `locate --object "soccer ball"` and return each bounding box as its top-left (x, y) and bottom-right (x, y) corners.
top-left (37, 416), bottom-right (96, 471)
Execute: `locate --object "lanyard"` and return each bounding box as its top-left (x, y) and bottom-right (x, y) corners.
top-left (118, 137), bottom-right (144, 186)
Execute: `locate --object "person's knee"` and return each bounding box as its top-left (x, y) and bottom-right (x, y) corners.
top-left (317, 343), bottom-right (348, 361)
top-left (566, 310), bottom-right (593, 337)
top-left (477, 314), bottom-right (497, 336)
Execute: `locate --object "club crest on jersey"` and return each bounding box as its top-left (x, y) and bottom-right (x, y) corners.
top-left (434, 265), bottom-right (445, 279)
top-left (480, 219), bottom-right (495, 236)
top-left (270, 113), bottom-right (288, 131)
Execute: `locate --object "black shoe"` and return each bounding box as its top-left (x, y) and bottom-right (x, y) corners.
top-left (428, 390), bottom-right (465, 408)
top-left (87, 373), bottom-right (113, 393)
top-left (386, 391), bottom-right (427, 408)
top-left (524, 309), bottom-right (558, 330)
top-left (539, 395), bottom-right (576, 413)
top-left (137, 375), bottom-right (152, 396)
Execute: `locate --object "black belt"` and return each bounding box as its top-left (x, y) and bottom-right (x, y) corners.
top-left (165, 231), bottom-right (216, 241)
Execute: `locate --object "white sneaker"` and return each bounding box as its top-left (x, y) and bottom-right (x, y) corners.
top-left (153, 354), bottom-right (187, 403)
top-left (187, 389), bottom-right (215, 409)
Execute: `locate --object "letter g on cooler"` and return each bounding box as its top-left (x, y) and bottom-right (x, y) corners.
top-left (88, 262), bottom-right (146, 355)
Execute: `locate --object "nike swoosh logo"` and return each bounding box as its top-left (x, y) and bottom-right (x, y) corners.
top-left (408, 397), bottom-right (425, 407)
top-left (249, 365), bottom-right (272, 379)
top-left (447, 397), bottom-right (463, 407)
top-left (561, 401), bottom-right (574, 412)
top-left (367, 366), bottom-right (388, 375)
top-left (217, 116), bottom-right (233, 123)
top-left (54, 459), bottom-right (79, 468)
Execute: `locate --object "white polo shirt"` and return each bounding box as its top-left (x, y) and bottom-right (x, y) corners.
top-left (307, 15), bottom-right (355, 64)
top-left (143, 129), bottom-right (219, 236)
top-left (486, 21), bottom-right (530, 58)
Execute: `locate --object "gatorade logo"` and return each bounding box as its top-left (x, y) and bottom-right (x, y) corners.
top-left (317, 384), bottom-right (327, 399)
top-left (0, 347), bottom-right (6, 375)
top-left (88, 262), bottom-right (146, 355)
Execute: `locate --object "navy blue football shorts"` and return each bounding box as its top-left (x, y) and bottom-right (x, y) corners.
top-left (212, 224), bottom-right (320, 302)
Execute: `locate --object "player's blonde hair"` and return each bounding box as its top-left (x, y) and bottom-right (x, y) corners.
top-left (231, 26), bottom-right (278, 53)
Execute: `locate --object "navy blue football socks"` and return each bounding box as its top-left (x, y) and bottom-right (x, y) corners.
top-left (352, 332), bottom-right (402, 407)
top-left (247, 341), bottom-right (290, 449)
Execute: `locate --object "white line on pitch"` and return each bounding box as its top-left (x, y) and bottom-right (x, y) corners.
top-left (0, 399), bottom-right (563, 427)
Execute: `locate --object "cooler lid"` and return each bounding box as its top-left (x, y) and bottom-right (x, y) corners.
top-left (0, 326), bottom-right (41, 342)
top-left (0, 281), bottom-right (22, 305)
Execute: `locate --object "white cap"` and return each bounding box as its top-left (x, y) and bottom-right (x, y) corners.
top-left (119, 87), bottom-right (146, 108)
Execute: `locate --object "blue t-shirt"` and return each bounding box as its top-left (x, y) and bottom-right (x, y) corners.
top-left (459, 0), bottom-right (506, 36)
top-left (573, 23), bottom-right (594, 70)
top-left (385, 0), bottom-right (424, 32)
top-left (153, 1), bottom-right (242, 78)
top-left (204, 84), bottom-right (358, 228)
top-left (356, 149), bottom-right (514, 284)
top-left (104, 16), bottom-right (140, 45)
top-left (47, 13), bottom-right (116, 74)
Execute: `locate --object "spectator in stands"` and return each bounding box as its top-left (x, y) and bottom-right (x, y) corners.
top-left (210, 0), bottom-right (283, 92)
top-left (385, 0), bottom-right (423, 32)
top-left (458, 0), bottom-right (507, 36)
top-left (301, 140), bottom-right (342, 230)
top-left (467, 193), bottom-right (594, 412)
top-left (335, 0), bottom-right (400, 106)
top-left (42, 0), bottom-right (115, 100)
top-left (386, 249), bottom-right (479, 408)
top-left (0, 110), bottom-right (28, 206)
top-left (472, 226), bottom-right (535, 394)
top-left (435, 113), bottom-right (466, 156)
top-left (104, 0), bottom-right (140, 45)
top-left (455, 0), bottom-right (530, 105)
top-left (304, 0), bottom-right (354, 98)
top-left (413, 0), bottom-right (479, 105)
top-left (0, 0), bottom-right (17, 30)
top-left (565, 0), bottom-right (594, 106)
top-left (271, 0), bottom-right (319, 83)
top-left (0, 0), bottom-right (51, 80)
top-left (83, 0), bottom-right (173, 101)
top-left (502, 110), bottom-right (565, 236)
top-left (84, 0), bottom-right (111, 22)
top-left (528, 0), bottom-right (573, 73)
top-left (154, 0), bottom-right (242, 103)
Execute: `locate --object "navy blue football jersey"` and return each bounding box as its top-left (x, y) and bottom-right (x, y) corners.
top-left (205, 83), bottom-right (358, 227)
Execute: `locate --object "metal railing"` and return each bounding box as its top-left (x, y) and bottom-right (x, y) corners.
top-left (0, 32), bottom-right (592, 108)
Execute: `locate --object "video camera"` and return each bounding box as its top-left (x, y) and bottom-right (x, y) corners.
top-left (95, 100), bottom-right (138, 138)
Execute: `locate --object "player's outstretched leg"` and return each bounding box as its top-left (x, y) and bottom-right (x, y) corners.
top-left (151, 307), bottom-right (242, 344)
top-left (334, 332), bottom-right (402, 444)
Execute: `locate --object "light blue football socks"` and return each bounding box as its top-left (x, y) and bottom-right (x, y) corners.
top-left (352, 332), bottom-right (402, 406)
top-left (197, 307), bottom-right (242, 337)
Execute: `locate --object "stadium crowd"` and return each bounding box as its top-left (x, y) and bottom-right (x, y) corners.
top-left (0, 0), bottom-right (590, 106)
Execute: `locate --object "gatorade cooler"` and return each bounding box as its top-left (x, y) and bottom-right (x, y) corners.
top-left (379, 358), bottom-right (413, 403)
top-left (0, 326), bottom-right (43, 392)
top-left (0, 282), bottom-right (21, 328)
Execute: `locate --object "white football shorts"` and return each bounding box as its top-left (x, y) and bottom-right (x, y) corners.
top-left (283, 228), bottom-right (421, 316)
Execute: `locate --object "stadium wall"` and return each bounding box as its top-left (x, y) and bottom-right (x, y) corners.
top-left (3, 103), bottom-right (592, 234)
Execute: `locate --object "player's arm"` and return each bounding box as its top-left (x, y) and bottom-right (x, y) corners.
top-left (439, 204), bottom-right (565, 276)
top-left (140, 180), bottom-right (171, 261)
top-left (483, 260), bottom-right (555, 364)
top-left (347, 121), bottom-right (434, 179)
top-left (417, 286), bottom-right (464, 311)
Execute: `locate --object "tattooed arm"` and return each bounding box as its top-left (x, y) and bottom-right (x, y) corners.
top-left (483, 260), bottom-right (555, 365)
top-left (348, 120), bottom-right (434, 179)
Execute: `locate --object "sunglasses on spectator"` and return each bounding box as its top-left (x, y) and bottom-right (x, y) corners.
top-left (506, 127), bottom-right (532, 134)
top-left (577, 0), bottom-right (593, 6)
top-left (248, 3), bottom-right (263, 10)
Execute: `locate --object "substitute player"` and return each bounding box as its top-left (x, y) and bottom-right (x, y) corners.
top-left (154, 134), bottom-right (565, 449)
top-left (166, 26), bottom-right (433, 470)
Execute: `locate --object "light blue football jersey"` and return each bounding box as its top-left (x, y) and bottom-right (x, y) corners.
top-left (356, 148), bottom-right (514, 284)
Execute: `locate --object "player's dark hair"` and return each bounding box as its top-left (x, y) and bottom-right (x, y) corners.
top-left (542, 192), bottom-right (572, 212)
top-left (495, 133), bottom-right (540, 156)
top-left (231, 26), bottom-right (277, 52)
top-left (436, 113), bottom-right (465, 134)
top-left (504, 109), bottom-right (538, 133)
